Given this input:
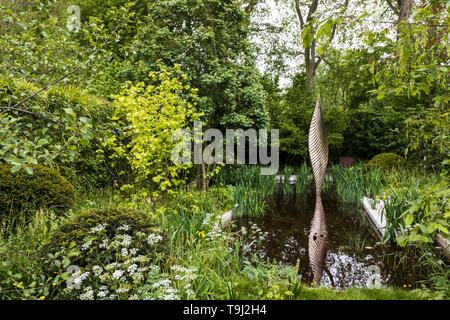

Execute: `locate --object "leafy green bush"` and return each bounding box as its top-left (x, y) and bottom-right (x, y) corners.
top-left (366, 153), bottom-right (406, 170)
top-left (0, 77), bottom-right (116, 189)
top-left (38, 207), bottom-right (170, 299)
top-left (0, 164), bottom-right (76, 216)
top-left (40, 207), bottom-right (168, 269)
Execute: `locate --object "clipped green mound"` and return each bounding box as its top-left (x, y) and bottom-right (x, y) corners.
top-left (0, 164), bottom-right (76, 216)
top-left (366, 153), bottom-right (406, 170)
top-left (39, 207), bottom-right (169, 269)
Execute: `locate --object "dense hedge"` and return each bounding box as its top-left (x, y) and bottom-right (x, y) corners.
top-left (0, 164), bottom-right (76, 215)
top-left (366, 153), bottom-right (406, 170)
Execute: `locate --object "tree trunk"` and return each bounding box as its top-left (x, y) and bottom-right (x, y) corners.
top-left (396, 0), bottom-right (415, 24)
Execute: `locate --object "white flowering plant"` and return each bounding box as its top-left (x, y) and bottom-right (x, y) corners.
top-left (38, 207), bottom-right (169, 299)
top-left (136, 265), bottom-right (199, 300)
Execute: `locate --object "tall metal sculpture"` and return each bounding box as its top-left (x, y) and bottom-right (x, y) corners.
top-left (308, 96), bottom-right (329, 285)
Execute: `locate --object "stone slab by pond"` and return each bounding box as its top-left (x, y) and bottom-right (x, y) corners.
top-left (275, 175), bottom-right (298, 184)
top-left (436, 234), bottom-right (450, 259)
top-left (362, 197), bottom-right (387, 239)
top-left (275, 174), bottom-right (332, 184)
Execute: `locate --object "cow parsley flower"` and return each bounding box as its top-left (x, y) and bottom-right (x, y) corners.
top-left (89, 223), bottom-right (108, 234)
top-left (112, 270), bottom-right (124, 280)
top-left (147, 234), bottom-right (163, 245)
top-left (117, 224), bottom-right (130, 232)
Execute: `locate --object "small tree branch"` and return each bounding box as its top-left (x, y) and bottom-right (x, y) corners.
top-left (0, 106), bottom-right (66, 128)
top-left (386, 0), bottom-right (400, 15)
top-left (306, 0), bottom-right (319, 23)
top-left (294, 0), bottom-right (305, 27)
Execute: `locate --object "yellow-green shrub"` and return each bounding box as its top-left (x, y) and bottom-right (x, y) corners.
top-left (0, 164), bottom-right (76, 216)
top-left (105, 65), bottom-right (201, 198)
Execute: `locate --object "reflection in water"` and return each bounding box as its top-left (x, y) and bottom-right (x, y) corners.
top-left (237, 194), bottom-right (428, 289)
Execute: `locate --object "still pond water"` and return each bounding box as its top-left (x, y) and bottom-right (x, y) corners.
top-left (237, 194), bottom-right (430, 289)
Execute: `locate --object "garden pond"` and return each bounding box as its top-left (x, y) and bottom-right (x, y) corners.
top-left (236, 194), bottom-right (440, 290)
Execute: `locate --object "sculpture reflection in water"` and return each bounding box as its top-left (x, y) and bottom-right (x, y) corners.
top-left (307, 96), bottom-right (334, 287)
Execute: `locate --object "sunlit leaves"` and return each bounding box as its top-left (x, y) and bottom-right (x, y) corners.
top-left (105, 65), bottom-right (201, 199)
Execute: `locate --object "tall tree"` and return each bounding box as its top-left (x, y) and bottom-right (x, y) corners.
top-left (128, 0), bottom-right (269, 190)
top-left (129, 0), bottom-right (269, 131)
top-left (385, 0), bottom-right (416, 24)
top-left (293, 0), bottom-right (349, 98)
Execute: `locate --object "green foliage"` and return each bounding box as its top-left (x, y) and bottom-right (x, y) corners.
top-left (414, 245), bottom-right (450, 300)
top-left (393, 182), bottom-right (449, 247)
top-left (378, 169), bottom-right (448, 246)
top-left (366, 153), bottom-right (406, 170)
top-left (315, 48), bottom-right (378, 110)
top-left (0, 78), bottom-right (97, 170)
top-left (342, 105), bottom-right (413, 160)
top-left (0, 0), bottom-right (134, 86)
top-left (128, 0), bottom-right (269, 130)
top-left (0, 209), bottom-right (70, 300)
top-left (169, 186), bottom-right (236, 214)
top-left (364, 2), bottom-right (449, 173)
top-left (40, 207), bottom-right (168, 270)
top-left (0, 247), bottom-right (76, 300)
top-left (270, 73), bottom-right (312, 160)
top-left (105, 65), bottom-right (201, 198)
top-left (0, 164), bottom-right (76, 216)
top-left (0, 0), bottom-right (85, 84)
top-left (0, 77), bottom-right (118, 189)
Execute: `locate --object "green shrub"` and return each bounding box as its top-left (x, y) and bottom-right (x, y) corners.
top-left (0, 78), bottom-right (116, 190)
top-left (40, 207), bottom-right (168, 269)
top-left (0, 164), bottom-right (76, 216)
top-left (366, 153), bottom-right (406, 170)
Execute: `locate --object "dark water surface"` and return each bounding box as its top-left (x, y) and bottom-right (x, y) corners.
top-left (237, 194), bottom-right (430, 289)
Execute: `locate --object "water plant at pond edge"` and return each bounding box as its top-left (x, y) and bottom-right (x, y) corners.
top-left (345, 210), bottom-right (376, 250)
top-left (382, 179), bottom-right (421, 242)
top-left (231, 165), bottom-right (311, 217)
top-left (211, 165), bottom-right (276, 217)
top-left (328, 164), bottom-right (383, 205)
top-left (383, 180), bottom-right (449, 246)
top-left (294, 162), bottom-right (311, 197)
top-left (159, 202), bottom-right (304, 299)
top-left (278, 166), bottom-right (295, 197)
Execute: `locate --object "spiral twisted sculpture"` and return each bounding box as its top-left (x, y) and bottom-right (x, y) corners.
top-left (308, 96), bottom-right (329, 285)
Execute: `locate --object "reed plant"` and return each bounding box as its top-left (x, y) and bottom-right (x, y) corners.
top-left (328, 164), bottom-right (383, 205)
top-left (294, 162), bottom-right (311, 197)
top-left (382, 178), bottom-right (421, 242)
top-left (277, 166), bottom-right (295, 197)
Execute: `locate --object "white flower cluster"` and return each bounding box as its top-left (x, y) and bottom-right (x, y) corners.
top-left (138, 274), bottom-right (180, 300)
top-left (202, 213), bottom-right (216, 226)
top-left (147, 233), bottom-right (163, 246)
top-left (205, 228), bottom-right (232, 241)
top-left (240, 222), bottom-right (269, 253)
top-left (117, 224), bottom-right (130, 231)
top-left (89, 223), bottom-right (108, 234)
top-left (67, 223), bottom-right (167, 300)
top-left (170, 265), bottom-right (198, 298)
top-left (171, 265), bottom-right (198, 282)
